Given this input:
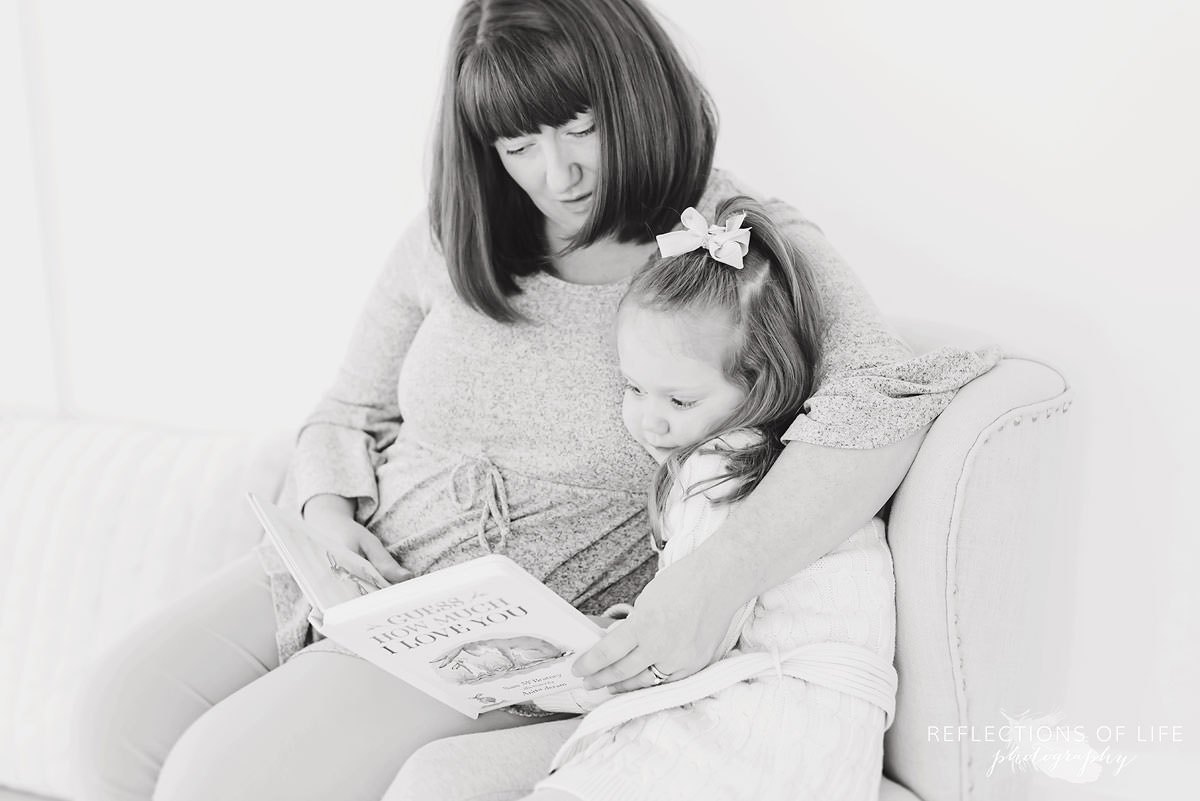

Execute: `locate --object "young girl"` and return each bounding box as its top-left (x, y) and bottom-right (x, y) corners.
top-left (387, 197), bottom-right (898, 801)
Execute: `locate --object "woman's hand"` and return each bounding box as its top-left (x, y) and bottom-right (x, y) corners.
top-left (302, 494), bottom-right (412, 584)
top-left (572, 556), bottom-right (742, 693)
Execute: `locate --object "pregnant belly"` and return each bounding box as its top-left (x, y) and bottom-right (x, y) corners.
top-left (369, 436), bottom-right (653, 607)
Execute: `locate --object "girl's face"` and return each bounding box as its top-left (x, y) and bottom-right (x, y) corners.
top-left (493, 111), bottom-right (599, 244)
top-left (617, 304), bottom-right (748, 464)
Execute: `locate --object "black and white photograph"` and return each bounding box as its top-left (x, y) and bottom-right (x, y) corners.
top-left (1, 1), bottom-right (1195, 799)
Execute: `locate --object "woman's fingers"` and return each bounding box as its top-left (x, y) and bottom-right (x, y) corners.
top-left (579, 648), bottom-right (656, 690)
top-left (573, 622), bottom-right (638, 682)
top-left (303, 504), bottom-right (412, 586)
top-left (583, 650), bottom-right (683, 692)
top-left (608, 666), bottom-right (678, 694)
top-left (574, 619), bottom-right (690, 691)
top-left (575, 559), bottom-right (744, 692)
top-left (357, 533), bottom-right (413, 584)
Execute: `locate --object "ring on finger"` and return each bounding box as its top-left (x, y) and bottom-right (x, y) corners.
top-left (647, 663), bottom-right (670, 684)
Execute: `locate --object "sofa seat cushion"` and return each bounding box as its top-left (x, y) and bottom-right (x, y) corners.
top-left (0, 417), bottom-right (292, 799)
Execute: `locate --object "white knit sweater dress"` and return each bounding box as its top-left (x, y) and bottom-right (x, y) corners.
top-left (536, 433), bottom-right (897, 801)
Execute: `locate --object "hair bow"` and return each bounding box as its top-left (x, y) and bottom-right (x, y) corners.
top-left (655, 207), bottom-right (752, 269)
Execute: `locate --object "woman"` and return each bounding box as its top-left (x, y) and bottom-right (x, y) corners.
top-left (73, 1), bottom-right (996, 799)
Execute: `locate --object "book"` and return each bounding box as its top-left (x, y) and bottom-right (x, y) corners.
top-left (246, 493), bottom-right (605, 718)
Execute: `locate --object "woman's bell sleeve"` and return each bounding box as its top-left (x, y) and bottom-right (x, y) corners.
top-left (286, 215), bottom-right (432, 520)
top-left (751, 186), bottom-right (1001, 449)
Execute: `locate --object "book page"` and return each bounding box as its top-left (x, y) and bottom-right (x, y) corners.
top-left (322, 555), bottom-right (604, 717)
top-left (247, 494), bottom-right (390, 614)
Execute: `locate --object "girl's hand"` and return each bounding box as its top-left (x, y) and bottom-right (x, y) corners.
top-left (572, 556), bottom-right (741, 693)
top-left (303, 495), bottom-right (413, 584)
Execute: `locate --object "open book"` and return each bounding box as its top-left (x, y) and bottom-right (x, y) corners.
top-left (247, 494), bottom-right (605, 718)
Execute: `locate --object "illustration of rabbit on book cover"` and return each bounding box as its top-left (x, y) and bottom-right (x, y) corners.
top-left (429, 636), bottom-right (573, 685)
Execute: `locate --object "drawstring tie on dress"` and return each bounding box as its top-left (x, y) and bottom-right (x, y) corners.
top-left (449, 453), bottom-right (512, 554)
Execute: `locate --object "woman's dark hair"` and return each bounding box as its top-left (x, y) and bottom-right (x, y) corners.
top-left (621, 196), bottom-right (826, 536)
top-left (430, 0), bottom-right (718, 322)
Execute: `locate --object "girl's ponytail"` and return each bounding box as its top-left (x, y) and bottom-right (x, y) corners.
top-left (630, 196), bottom-right (827, 535)
top-left (711, 195), bottom-right (825, 402)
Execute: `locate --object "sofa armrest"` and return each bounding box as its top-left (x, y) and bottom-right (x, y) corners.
top-left (883, 357), bottom-right (1078, 801)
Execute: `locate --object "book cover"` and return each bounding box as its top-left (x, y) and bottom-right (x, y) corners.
top-left (247, 493), bottom-right (604, 718)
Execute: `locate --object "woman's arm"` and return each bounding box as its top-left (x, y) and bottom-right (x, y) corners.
top-left (288, 215), bottom-right (433, 524)
top-left (283, 216), bottom-right (435, 582)
top-left (692, 432), bottom-right (924, 605)
top-left (575, 432), bottom-right (924, 690)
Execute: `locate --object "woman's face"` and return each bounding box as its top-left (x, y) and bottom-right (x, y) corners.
top-left (493, 111), bottom-right (599, 244)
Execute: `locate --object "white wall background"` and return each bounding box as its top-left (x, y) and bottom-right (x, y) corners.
top-left (2, 1), bottom-right (1196, 796)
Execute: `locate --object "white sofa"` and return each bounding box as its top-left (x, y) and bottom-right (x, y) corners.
top-left (0, 321), bottom-right (1077, 801)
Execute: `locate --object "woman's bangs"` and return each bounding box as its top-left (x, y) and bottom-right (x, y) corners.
top-left (459, 36), bottom-right (590, 143)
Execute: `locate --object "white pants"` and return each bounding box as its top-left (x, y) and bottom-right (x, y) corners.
top-left (71, 553), bottom-right (571, 801)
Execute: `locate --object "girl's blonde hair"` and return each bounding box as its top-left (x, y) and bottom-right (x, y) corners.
top-left (621, 196), bottom-right (826, 539)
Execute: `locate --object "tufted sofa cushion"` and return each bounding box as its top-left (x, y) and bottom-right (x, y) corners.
top-left (0, 417), bottom-right (292, 799)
